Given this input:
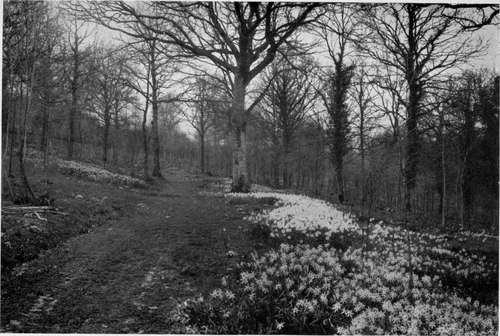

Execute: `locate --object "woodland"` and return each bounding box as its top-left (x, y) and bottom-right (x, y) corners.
top-left (1, 1), bottom-right (499, 334)
top-left (3, 1), bottom-right (498, 231)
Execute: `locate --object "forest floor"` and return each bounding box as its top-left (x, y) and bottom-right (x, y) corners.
top-left (1, 156), bottom-right (498, 333)
top-left (1, 161), bottom-right (275, 333)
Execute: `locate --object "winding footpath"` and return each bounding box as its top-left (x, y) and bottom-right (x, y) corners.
top-left (2, 170), bottom-right (260, 333)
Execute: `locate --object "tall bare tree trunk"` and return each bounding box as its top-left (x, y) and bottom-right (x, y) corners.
top-left (359, 95), bottom-right (366, 211)
top-left (113, 103), bottom-right (119, 165)
top-left (6, 79), bottom-right (17, 177)
top-left (404, 8), bottom-right (421, 214)
top-left (200, 128), bottom-right (206, 174)
top-left (272, 144), bottom-right (280, 188)
top-left (9, 80), bottom-right (23, 177)
top-left (8, 112), bottom-right (16, 177)
top-left (142, 96), bottom-right (150, 181)
top-left (405, 96), bottom-right (419, 213)
top-left (151, 95), bottom-right (161, 178)
top-left (19, 70), bottom-right (36, 202)
top-left (3, 64), bottom-right (15, 164)
top-left (231, 74), bottom-right (250, 192)
top-left (103, 106), bottom-right (111, 164)
top-left (150, 47), bottom-right (162, 178)
top-left (329, 61), bottom-right (352, 204)
top-left (439, 105), bottom-right (446, 228)
top-left (282, 135), bottom-right (291, 188)
top-left (68, 45), bottom-right (79, 160)
top-left (462, 99), bottom-right (474, 229)
top-left (40, 102), bottom-right (49, 153)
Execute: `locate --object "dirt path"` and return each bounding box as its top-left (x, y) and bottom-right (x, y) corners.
top-left (2, 170), bottom-right (269, 333)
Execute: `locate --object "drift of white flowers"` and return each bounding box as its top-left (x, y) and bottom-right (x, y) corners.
top-left (57, 159), bottom-right (146, 187)
top-left (227, 192), bottom-right (360, 236)
top-left (174, 188), bottom-right (498, 334)
top-left (25, 149), bottom-right (146, 187)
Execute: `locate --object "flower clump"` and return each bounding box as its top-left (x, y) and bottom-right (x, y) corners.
top-left (176, 190), bottom-right (498, 335)
top-left (227, 192), bottom-right (360, 237)
top-left (57, 159), bottom-right (146, 188)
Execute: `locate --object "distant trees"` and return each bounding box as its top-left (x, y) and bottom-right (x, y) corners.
top-left (256, 52), bottom-right (317, 188)
top-left (34, 12), bottom-right (62, 158)
top-left (89, 48), bottom-right (132, 165)
top-left (122, 19), bottom-right (180, 179)
top-left (445, 71), bottom-right (499, 228)
top-left (123, 41), bottom-right (153, 180)
top-left (62, 12), bottom-right (92, 160)
top-left (182, 76), bottom-right (217, 174)
top-left (349, 66), bottom-right (378, 211)
top-left (360, 4), bottom-right (485, 213)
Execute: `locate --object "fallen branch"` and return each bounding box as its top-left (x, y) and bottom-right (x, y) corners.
top-left (2, 206), bottom-right (68, 216)
top-left (2, 206), bottom-right (56, 211)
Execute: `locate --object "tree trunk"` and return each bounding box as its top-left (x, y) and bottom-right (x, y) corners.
top-left (68, 50), bottom-right (79, 160)
top-left (462, 99), bottom-right (474, 229)
top-left (113, 105), bottom-right (119, 165)
top-left (439, 106), bottom-right (446, 228)
top-left (404, 86), bottom-right (420, 214)
top-left (330, 61), bottom-right (350, 204)
top-left (19, 70), bottom-right (36, 202)
top-left (200, 129), bottom-right (205, 174)
top-left (360, 108), bottom-right (366, 212)
top-left (3, 64), bottom-right (15, 163)
top-left (205, 137), bottom-right (210, 174)
top-left (403, 5), bottom-right (421, 217)
top-left (151, 97), bottom-right (161, 177)
top-left (8, 84), bottom-right (17, 177)
top-left (142, 101), bottom-right (150, 181)
top-left (150, 57), bottom-right (162, 178)
top-left (335, 163), bottom-right (344, 204)
top-left (103, 106), bottom-right (111, 164)
top-left (18, 134), bottom-right (35, 202)
top-left (230, 74), bottom-right (250, 192)
top-left (39, 98), bottom-right (49, 153)
top-left (282, 135), bottom-right (291, 188)
top-left (272, 146), bottom-right (280, 188)
top-left (231, 125), bottom-right (250, 192)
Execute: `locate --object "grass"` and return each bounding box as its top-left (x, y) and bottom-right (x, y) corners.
top-left (1, 159), bottom-right (278, 333)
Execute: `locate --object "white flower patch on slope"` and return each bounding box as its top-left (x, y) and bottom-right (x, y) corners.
top-left (227, 192), bottom-right (360, 236)
top-left (57, 159), bottom-right (146, 187)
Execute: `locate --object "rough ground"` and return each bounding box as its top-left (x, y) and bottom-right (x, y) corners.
top-left (1, 167), bottom-right (273, 333)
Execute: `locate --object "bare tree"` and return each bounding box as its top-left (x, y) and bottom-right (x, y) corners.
top-left (71, 1), bottom-right (322, 192)
top-left (61, 10), bottom-right (93, 160)
top-left (181, 75), bottom-right (217, 174)
top-left (316, 4), bottom-right (357, 204)
top-left (90, 48), bottom-right (132, 165)
top-left (440, 4), bottom-right (499, 31)
top-left (445, 72), bottom-right (483, 229)
top-left (349, 65), bottom-right (379, 211)
top-left (33, 15), bottom-right (62, 160)
top-left (359, 4), bottom-right (486, 213)
top-left (419, 86), bottom-right (450, 228)
top-left (124, 50), bottom-right (152, 180)
top-left (371, 62), bottom-right (407, 210)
